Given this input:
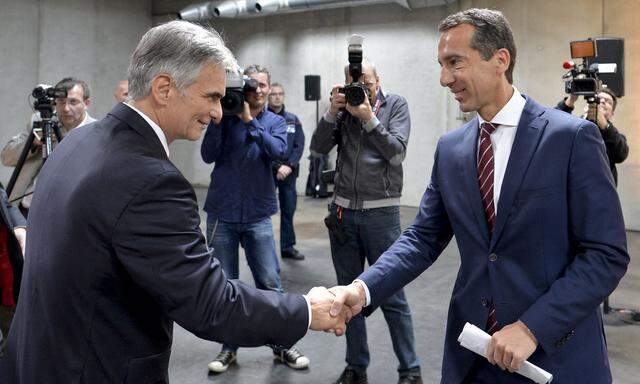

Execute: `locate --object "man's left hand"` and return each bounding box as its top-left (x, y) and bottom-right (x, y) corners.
top-left (277, 165), bottom-right (293, 180)
top-left (237, 101), bottom-right (253, 124)
top-left (345, 93), bottom-right (375, 124)
top-left (486, 320), bottom-right (538, 372)
top-left (596, 103), bottom-right (608, 130)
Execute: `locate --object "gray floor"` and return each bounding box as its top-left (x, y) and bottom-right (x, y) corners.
top-left (169, 190), bottom-right (640, 384)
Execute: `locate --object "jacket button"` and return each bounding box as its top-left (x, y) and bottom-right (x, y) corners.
top-left (481, 297), bottom-right (488, 307)
top-left (489, 253), bottom-right (498, 262)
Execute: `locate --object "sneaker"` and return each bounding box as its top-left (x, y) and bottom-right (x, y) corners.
top-left (274, 346), bottom-right (310, 369)
top-left (282, 248), bottom-right (305, 260)
top-left (398, 375), bottom-right (423, 384)
top-left (207, 351), bottom-right (236, 373)
top-left (333, 367), bottom-right (368, 384)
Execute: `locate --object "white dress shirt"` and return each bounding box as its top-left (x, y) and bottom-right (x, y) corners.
top-left (477, 86), bottom-right (526, 213)
top-left (356, 87), bottom-right (526, 307)
top-left (123, 102), bottom-right (170, 157)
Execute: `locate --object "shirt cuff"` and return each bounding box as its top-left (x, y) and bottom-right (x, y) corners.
top-left (323, 110), bottom-right (337, 124)
top-left (303, 294), bottom-right (312, 329)
top-left (353, 279), bottom-right (371, 307)
top-left (362, 116), bottom-right (380, 133)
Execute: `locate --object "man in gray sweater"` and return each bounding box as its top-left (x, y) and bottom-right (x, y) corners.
top-left (310, 59), bottom-right (421, 384)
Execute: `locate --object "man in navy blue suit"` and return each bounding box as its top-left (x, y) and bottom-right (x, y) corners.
top-left (0, 20), bottom-right (348, 384)
top-left (330, 8), bottom-right (628, 384)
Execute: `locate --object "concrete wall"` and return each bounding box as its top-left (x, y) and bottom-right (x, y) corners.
top-left (173, 0), bottom-right (639, 229)
top-left (0, 0), bottom-right (152, 183)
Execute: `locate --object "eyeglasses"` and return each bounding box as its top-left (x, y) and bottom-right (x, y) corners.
top-left (54, 98), bottom-right (83, 107)
top-left (269, 92), bottom-right (284, 97)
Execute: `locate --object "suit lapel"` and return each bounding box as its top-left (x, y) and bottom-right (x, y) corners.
top-left (108, 103), bottom-right (169, 160)
top-left (459, 117), bottom-right (491, 246)
top-left (490, 97), bottom-right (548, 249)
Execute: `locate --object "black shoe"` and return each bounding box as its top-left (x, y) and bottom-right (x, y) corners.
top-left (207, 351), bottom-right (236, 373)
top-left (273, 346), bottom-right (310, 369)
top-left (398, 375), bottom-right (423, 384)
top-left (333, 368), bottom-right (368, 384)
top-left (282, 248), bottom-right (305, 260)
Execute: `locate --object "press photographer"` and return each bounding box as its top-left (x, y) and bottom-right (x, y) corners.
top-left (556, 39), bottom-right (628, 184)
top-left (1, 77), bottom-right (96, 213)
top-left (309, 35), bottom-right (422, 384)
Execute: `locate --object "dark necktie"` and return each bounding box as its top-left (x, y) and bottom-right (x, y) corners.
top-left (478, 122), bottom-right (499, 334)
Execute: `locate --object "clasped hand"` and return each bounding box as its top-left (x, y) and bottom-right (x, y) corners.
top-left (307, 282), bottom-right (367, 336)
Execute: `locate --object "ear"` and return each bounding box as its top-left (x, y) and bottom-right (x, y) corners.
top-left (83, 98), bottom-right (91, 109)
top-left (150, 74), bottom-right (173, 106)
top-left (494, 48), bottom-right (511, 77)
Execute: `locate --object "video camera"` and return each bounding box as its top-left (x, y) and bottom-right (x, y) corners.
top-left (339, 34), bottom-right (370, 106)
top-left (221, 71), bottom-right (258, 115)
top-left (31, 84), bottom-right (67, 118)
top-left (562, 39), bottom-right (617, 101)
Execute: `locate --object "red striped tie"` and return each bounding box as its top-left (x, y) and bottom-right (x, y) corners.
top-left (478, 122), bottom-right (500, 334)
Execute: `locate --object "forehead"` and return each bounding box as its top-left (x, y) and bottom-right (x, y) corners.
top-left (599, 92), bottom-right (614, 101)
top-left (438, 23), bottom-right (475, 57)
top-left (65, 85), bottom-right (85, 100)
top-left (195, 63), bottom-right (226, 92)
top-left (249, 72), bottom-right (269, 84)
top-left (270, 85), bottom-right (283, 92)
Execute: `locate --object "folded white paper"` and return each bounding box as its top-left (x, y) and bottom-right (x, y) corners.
top-left (457, 322), bottom-right (553, 384)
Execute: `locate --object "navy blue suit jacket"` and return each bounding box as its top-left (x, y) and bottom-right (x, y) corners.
top-left (359, 96), bottom-right (628, 383)
top-left (1, 104), bottom-right (308, 383)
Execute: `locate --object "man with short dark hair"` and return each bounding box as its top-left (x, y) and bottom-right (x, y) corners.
top-left (330, 8), bottom-right (628, 383)
top-left (556, 88), bottom-right (628, 184)
top-left (1, 77), bottom-right (96, 212)
top-left (268, 82), bottom-right (306, 260)
top-left (202, 65), bottom-right (310, 374)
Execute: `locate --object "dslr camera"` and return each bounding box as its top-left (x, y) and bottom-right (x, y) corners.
top-left (221, 71), bottom-right (258, 115)
top-left (562, 39), bottom-right (616, 101)
top-left (339, 34), bottom-right (370, 106)
top-left (31, 84), bottom-right (66, 117)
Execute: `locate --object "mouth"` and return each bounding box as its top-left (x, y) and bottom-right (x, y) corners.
top-left (198, 119), bottom-right (210, 129)
top-left (451, 88), bottom-right (466, 101)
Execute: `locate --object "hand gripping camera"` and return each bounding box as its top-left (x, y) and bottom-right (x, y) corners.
top-left (339, 34), bottom-right (370, 106)
top-left (221, 71), bottom-right (259, 115)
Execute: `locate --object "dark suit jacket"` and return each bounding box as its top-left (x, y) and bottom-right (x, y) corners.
top-left (0, 187), bottom-right (26, 303)
top-left (360, 96), bottom-right (628, 383)
top-left (1, 104), bottom-right (309, 383)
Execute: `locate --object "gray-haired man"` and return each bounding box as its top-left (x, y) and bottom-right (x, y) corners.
top-left (0, 20), bottom-right (348, 383)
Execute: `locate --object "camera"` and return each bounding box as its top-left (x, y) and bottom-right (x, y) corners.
top-left (562, 39), bottom-right (617, 100)
top-left (221, 71), bottom-right (258, 115)
top-left (31, 84), bottom-right (67, 117)
top-left (339, 34), bottom-right (370, 107)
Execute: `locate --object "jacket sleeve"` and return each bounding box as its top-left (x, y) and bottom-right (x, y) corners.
top-left (2, 117), bottom-right (40, 166)
top-left (601, 122), bottom-right (629, 164)
top-left (247, 116), bottom-right (287, 161)
top-left (519, 120), bottom-right (629, 356)
top-left (200, 122), bottom-right (224, 164)
top-left (362, 96), bottom-right (410, 166)
top-left (112, 170), bottom-right (309, 347)
top-left (359, 141), bottom-right (454, 309)
top-left (287, 115), bottom-right (305, 167)
top-left (309, 111), bottom-right (338, 155)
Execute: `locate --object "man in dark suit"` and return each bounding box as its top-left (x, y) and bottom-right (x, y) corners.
top-left (330, 8), bottom-right (629, 384)
top-left (0, 20), bottom-right (347, 384)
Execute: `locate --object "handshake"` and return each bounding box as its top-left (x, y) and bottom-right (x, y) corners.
top-left (306, 282), bottom-right (368, 335)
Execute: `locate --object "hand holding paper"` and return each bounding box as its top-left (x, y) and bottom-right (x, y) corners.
top-left (457, 322), bottom-right (553, 384)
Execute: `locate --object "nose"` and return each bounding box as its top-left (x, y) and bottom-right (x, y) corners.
top-left (440, 67), bottom-right (454, 88)
top-left (210, 100), bottom-right (222, 124)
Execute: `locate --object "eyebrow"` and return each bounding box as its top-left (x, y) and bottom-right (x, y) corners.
top-left (205, 92), bottom-right (224, 98)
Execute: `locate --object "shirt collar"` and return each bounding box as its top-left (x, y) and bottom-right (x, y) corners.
top-left (478, 86), bottom-right (526, 128)
top-left (123, 102), bottom-right (170, 157)
top-left (268, 104), bottom-right (285, 116)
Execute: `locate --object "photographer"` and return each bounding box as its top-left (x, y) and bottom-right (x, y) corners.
top-left (556, 88), bottom-right (628, 184)
top-left (1, 77), bottom-right (96, 213)
top-left (268, 82), bottom-right (306, 260)
top-left (201, 65), bottom-right (309, 374)
top-left (310, 59), bottom-right (422, 384)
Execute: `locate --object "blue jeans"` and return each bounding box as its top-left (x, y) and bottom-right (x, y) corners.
top-left (275, 175), bottom-right (298, 251)
top-left (328, 205), bottom-right (421, 376)
top-left (206, 216), bottom-right (282, 353)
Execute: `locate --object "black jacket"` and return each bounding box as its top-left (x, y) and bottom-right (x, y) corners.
top-left (1, 103), bottom-right (308, 384)
top-left (556, 98), bottom-right (629, 184)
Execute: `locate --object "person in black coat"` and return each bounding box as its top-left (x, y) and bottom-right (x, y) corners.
top-left (0, 21), bottom-right (348, 384)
